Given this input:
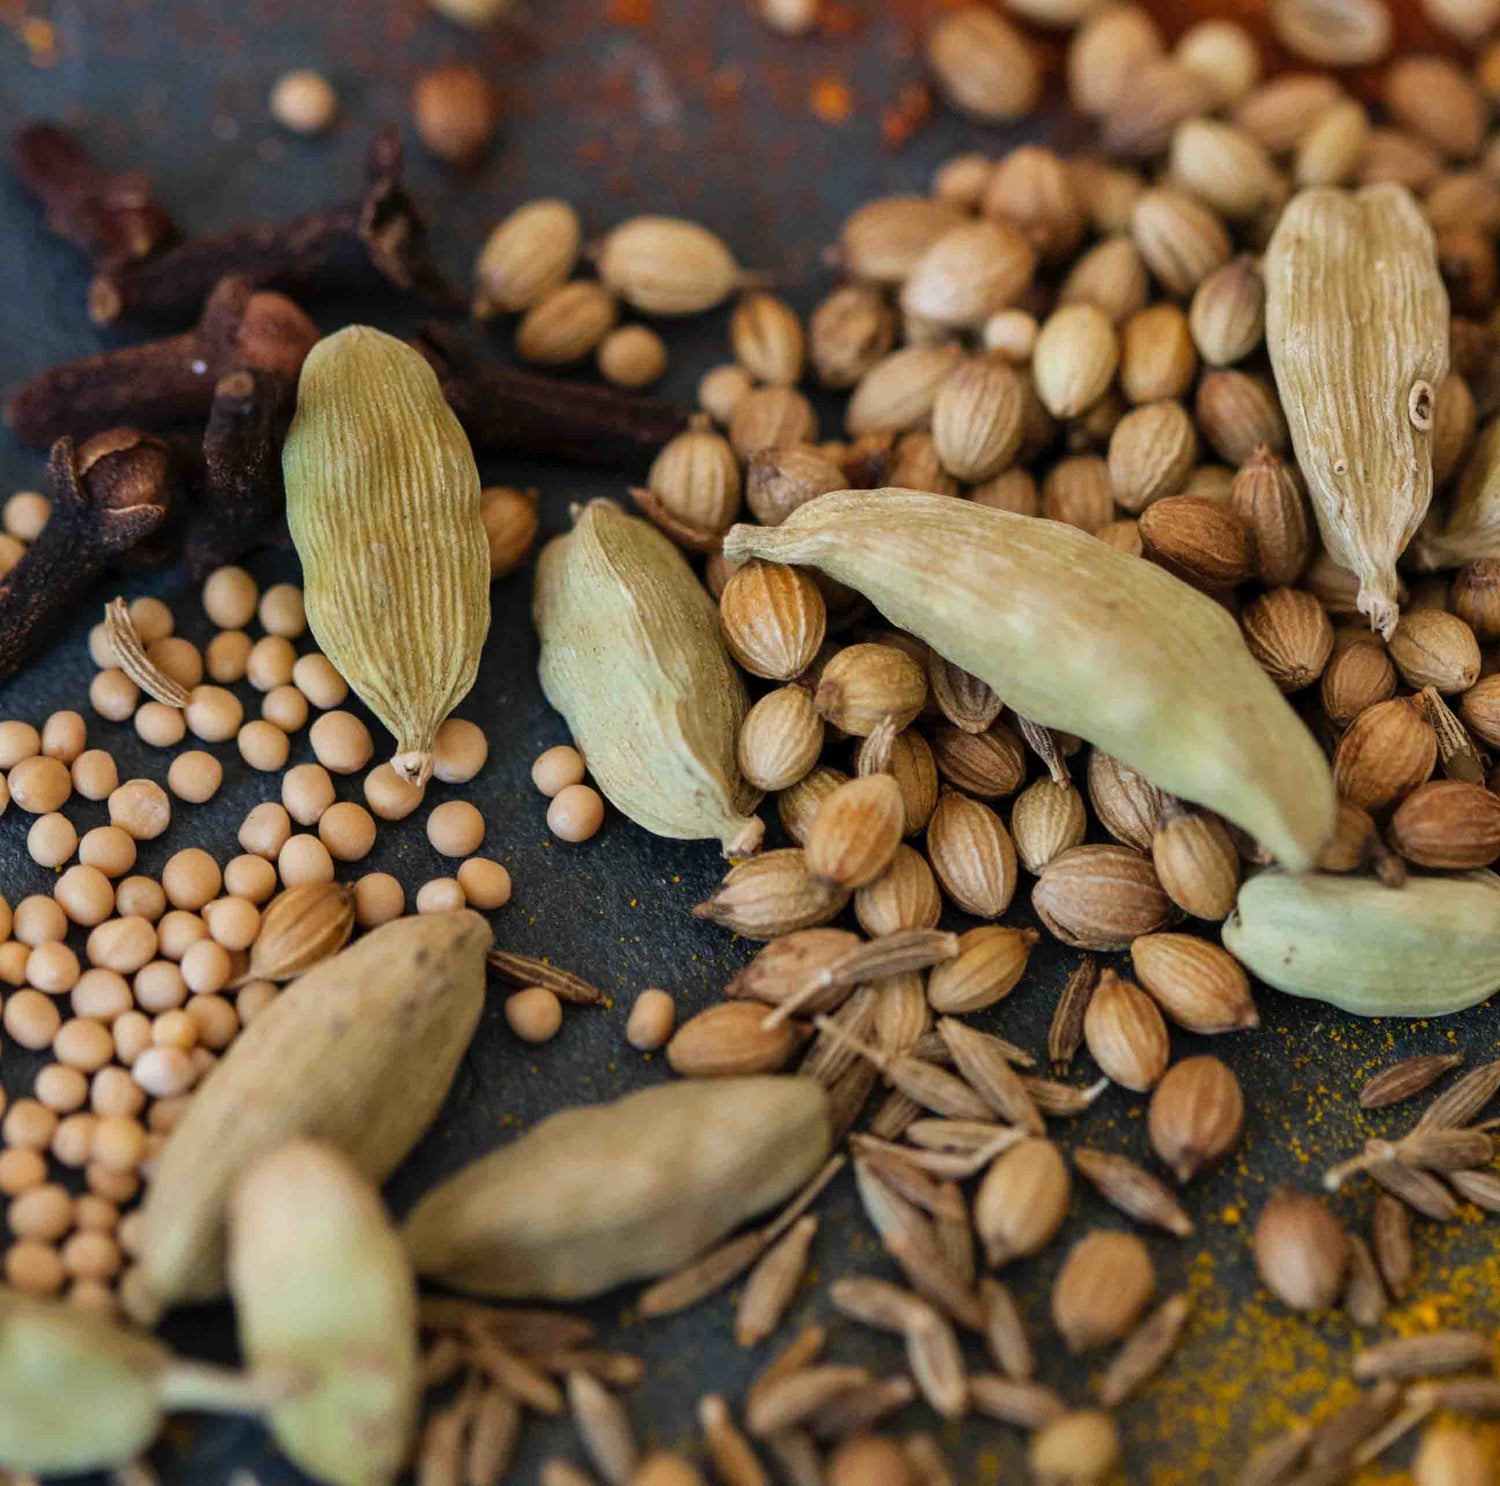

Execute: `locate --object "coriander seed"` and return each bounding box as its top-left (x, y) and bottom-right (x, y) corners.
top-left (505, 986), bottom-right (563, 1043)
top-left (310, 711), bottom-right (373, 774)
top-left (548, 783), bottom-right (605, 842)
top-left (354, 872), bottom-right (405, 928)
top-left (456, 857), bottom-right (510, 909)
top-left (531, 744), bottom-right (586, 796)
top-left (202, 566), bottom-right (258, 629)
top-left (167, 750), bottom-right (222, 804)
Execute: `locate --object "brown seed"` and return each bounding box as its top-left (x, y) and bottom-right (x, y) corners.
top-left (745, 1364), bottom-right (872, 1438)
top-left (924, 792), bottom-right (1017, 920)
top-left (1191, 256), bottom-right (1266, 368)
top-left (1028, 1410), bottom-right (1121, 1485)
top-left (738, 686), bottom-right (824, 794)
top-left (1371, 1192), bottom-right (1413, 1298)
top-left (930, 724), bottom-right (1027, 801)
top-left (1320, 640), bottom-right (1398, 726)
top-left (1083, 969), bottom-right (1170, 1092)
top-left (1105, 400), bottom-right (1198, 514)
top-left (816, 644), bottom-right (927, 738)
top-left (826, 1435), bottom-right (915, 1486)
top-left (1150, 803), bottom-right (1241, 921)
top-left (666, 1003), bottom-right (805, 1079)
top-left (780, 766), bottom-right (850, 847)
top-left (1232, 72), bottom-right (1343, 151)
top-left (1042, 453), bottom-right (1116, 533)
top-left (1073, 1148), bottom-right (1194, 1237)
top-left (1139, 495), bottom-right (1256, 591)
top-left (485, 950), bottom-right (605, 1006)
top-left (984, 145), bottom-right (1084, 263)
top-left (1170, 118), bottom-right (1282, 222)
top-left (1385, 56), bottom-right (1486, 159)
top-left (846, 344), bottom-right (964, 438)
top-left (729, 387), bottom-right (818, 461)
top-left (697, 1396), bottom-right (770, 1486)
top-left (1271, 0), bottom-right (1392, 65)
top-left (1148, 1056), bottom-right (1244, 1181)
top-left (979, 1275), bottom-right (1034, 1381)
top-left (1131, 187), bottom-right (1231, 296)
top-left (805, 775), bottom-right (906, 890)
top-left (1306, 1380), bottom-right (1403, 1467)
top-left (926, 654), bottom-right (1002, 736)
top-left (1033, 304), bottom-right (1119, 419)
top-left (721, 562), bottom-right (828, 682)
top-left (694, 850), bottom-right (849, 940)
top-left (855, 845), bottom-right (942, 937)
top-left (736, 1214), bottom-right (818, 1349)
top-left (937, 1018), bottom-right (1043, 1134)
top-left (902, 222), bottom-right (1037, 335)
top-left (974, 1137), bottom-right (1070, 1266)
top-left (1253, 1188), bottom-right (1348, 1311)
top-left (858, 725), bottom-right (940, 838)
top-left (1048, 956), bottom-right (1100, 1072)
top-left (1194, 370), bottom-right (1288, 465)
top-left (1129, 933), bottom-right (1258, 1035)
top-left (1233, 1424), bottom-right (1316, 1486)
top-left (1389, 781), bottom-right (1500, 868)
top-left (926, 5), bottom-right (1041, 124)
top-left (1389, 611), bottom-right (1482, 695)
top-left (731, 293), bottom-right (805, 387)
top-left (568, 1371), bottom-right (639, 1486)
top-left (1097, 1292), bottom-right (1192, 1408)
top-left (1231, 447), bottom-right (1312, 587)
top-left (1033, 846), bottom-right (1174, 951)
top-left (1412, 1424), bottom-right (1495, 1486)
top-left (1087, 750), bottom-right (1164, 852)
top-left (1058, 235), bottom-right (1150, 325)
top-left (1118, 303), bottom-right (1197, 406)
top-left (1333, 697), bottom-right (1437, 811)
top-left (1353, 1330), bottom-right (1494, 1383)
top-left (1011, 780), bottom-right (1088, 876)
top-left (240, 881), bottom-right (354, 985)
top-left (1241, 589), bottom-right (1334, 693)
top-left (1448, 1168), bottom-right (1500, 1212)
top-left (1342, 1233), bottom-right (1388, 1329)
top-left (1368, 1150), bottom-right (1460, 1220)
top-left (926, 925), bottom-right (1039, 1016)
top-left (1102, 57), bottom-right (1215, 159)
top-left (1051, 1229), bottom-right (1156, 1353)
top-left (968, 1373), bottom-right (1067, 1429)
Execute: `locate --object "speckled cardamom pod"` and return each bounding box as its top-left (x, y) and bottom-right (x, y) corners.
top-left (535, 500), bottom-right (763, 857)
top-left (723, 490), bottom-right (1335, 869)
top-left (1224, 869), bottom-right (1500, 1016)
top-left (1264, 186), bottom-right (1450, 637)
top-left (229, 1141), bottom-right (419, 1486)
top-left (126, 911), bottom-right (490, 1321)
top-left (402, 1077), bottom-right (831, 1300)
top-left (284, 326), bottom-right (490, 786)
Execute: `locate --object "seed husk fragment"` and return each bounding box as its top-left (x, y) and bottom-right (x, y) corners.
top-left (402, 1077), bottom-right (829, 1300)
top-left (105, 598), bottom-right (189, 707)
top-left (1307, 1381), bottom-right (1403, 1467)
top-left (1358, 1053), bottom-right (1464, 1110)
top-left (1048, 956), bottom-right (1099, 1072)
top-left (1024, 1076), bottom-right (1110, 1118)
top-left (1352, 1331), bottom-right (1494, 1383)
top-left (814, 1014), bottom-right (996, 1122)
top-left (1073, 1149), bottom-right (1194, 1237)
top-left (228, 1140), bottom-right (419, 1486)
top-left (698, 1396), bottom-right (770, 1486)
top-left (968, 1374), bottom-right (1066, 1429)
top-left (129, 911), bottom-right (490, 1319)
top-left (1098, 1292), bottom-right (1191, 1407)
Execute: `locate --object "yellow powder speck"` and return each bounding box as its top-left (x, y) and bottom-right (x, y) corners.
top-left (1221, 1205), bottom-right (1241, 1225)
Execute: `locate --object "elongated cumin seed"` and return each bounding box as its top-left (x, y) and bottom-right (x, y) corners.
top-left (567, 1371), bottom-right (638, 1486)
top-left (938, 1017), bottom-right (1044, 1133)
top-left (745, 1365), bottom-right (872, 1437)
top-left (1024, 1075), bottom-right (1110, 1117)
top-left (1232, 1423), bottom-right (1313, 1486)
top-left (1358, 1052), bottom-right (1463, 1109)
top-left (1448, 1167), bottom-right (1500, 1211)
top-left (464, 1388), bottom-right (520, 1486)
top-left (1407, 1377), bottom-right (1500, 1415)
top-left (979, 1276), bottom-right (1034, 1380)
top-left (1307, 1381), bottom-right (1401, 1466)
top-left (1049, 956), bottom-right (1100, 1072)
top-left (1352, 1330), bottom-right (1494, 1382)
top-left (905, 1308), bottom-right (968, 1418)
top-left (635, 1230), bottom-right (766, 1319)
top-left (807, 1375), bottom-right (917, 1441)
top-left (1371, 1194), bottom-right (1412, 1297)
top-left (698, 1395), bottom-right (771, 1486)
top-left (747, 1325), bottom-right (827, 1416)
top-left (764, 1430), bottom-right (824, 1486)
top-left (1417, 1057), bottom-right (1500, 1130)
top-left (869, 1088), bottom-right (924, 1140)
top-left (1073, 1148), bottom-right (1194, 1237)
top-left (967, 1373), bottom-right (1066, 1428)
top-left (736, 1215), bottom-right (819, 1348)
top-left (1366, 1154), bottom-right (1458, 1220)
top-left (763, 929), bottom-right (960, 1029)
top-left (903, 1433), bottom-right (959, 1486)
top-left (1098, 1292), bottom-right (1191, 1407)
top-left (465, 1328), bottom-right (565, 1414)
top-left (1341, 1234), bottom-right (1388, 1329)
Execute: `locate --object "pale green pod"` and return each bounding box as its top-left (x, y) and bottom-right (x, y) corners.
top-left (229, 1141), bottom-right (419, 1486)
top-left (1265, 186), bottom-right (1449, 637)
top-left (0, 1292), bottom-right (267, 1473)
top-left (1223, 869), bottom-right (1500, 1016)
top-left (284, 325), bottom-right (490, 786)
top-left (126, 911), bottom-right (490, 1322)
top-left (535, 500), bottom-right (763, 856)
top-left (722, 490), bottom-right (1335, 870)
top-left (402, 1076), bottom-right (831, 1300)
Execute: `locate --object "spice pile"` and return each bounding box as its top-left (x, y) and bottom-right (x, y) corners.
top-left (4, 0), bottom-right (1500, 1483)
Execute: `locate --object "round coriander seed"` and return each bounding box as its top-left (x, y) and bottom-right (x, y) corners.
top-left (78, 826), bottom-right (135, 879)
top-left (239, 801), bottom-right (292, 859)
top-left (505, 987), bottom-right (562, 1043)
top-left (415, 877), bottom-right (465, 914)
top-left (3, 491), bottom-right (49, 542)
top-left (270, 69), bottom-right (338, 135)
top-left (432, 717), bottom-right (488, 783)
top-left (113, 877), bottom-right (166, 921)
top-left (292, 653), bottom-right (348, 709)
top-left (107, 779), bottom-right (171, 840)
top-left (283, 763), bottom-right (336, 825)
top-left (14, 895), bottom-right (67, 945)
top-left (262, 684), bottom-right (309, 733)
top-left (204, 631), bottom-right (253, 684)
top-left (202, 895), bottom-right (261, 949)
top-left (318, 801), bottom-right (377, 862)
top-left (238, 719), bottom-right (290, 772)
top-left (246, 635), bottom-right (296, 692)
top-left (167, 750), bottom-right (222, 804)
top-left (364, 762), bottom-right (425, 821)
top-left (27, 813), bottom-right (78, 870)
top-left (89, 669), bottom-right (139, 722)
top-left (355, 872), bottom-right (405, 928)
top-left (55, 866), bottom-right (114, 927)
top-left (598, 324), bottom-right (669, 388)
top-left (71, 750), bottom-right (118, 801)
top-left (134, 701), bottom-right (186, 749)
top-left (0, 720), bottom-right (40, 767)
top-left (202, 566), bottom-right (258, 629)
top-left (427, 799), bottom-right (485, 857)
top-left (457, 857), bottom-right (511, 909)
top-left (9, 755), bottom-right (72, 814)
top-left (161, 849), bottom-right (221, 912)
top-left (185, 685), bottom-right (243, 743)
top-left (626, 988), bottom-right (676, 1050)
top-left (40, 711), bottom-right (86, 764)
top-left (145, 637), bottom-right (203, 690)
top-left (547, 784), bottom-right (605, 842)
top-left (531, 744), bottom-right (587, 796)
top-left (222, 855), bottom-right (277, 905)
top-left (258, 582), bottom-right (306, 638)
top-left (127, 597), bottom-right (173, 645)
top-left (278, 834), bottom-right (334, 886)
top-left (310, 711), bottom-right (373, 774)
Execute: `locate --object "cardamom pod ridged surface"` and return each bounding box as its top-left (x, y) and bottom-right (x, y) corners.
top-left (282, 325), bottom-right (490, 786)
top-left (1264, 185), bottom-right (1449, 637)
top-left (1416, 416), bottom-right (1500, 567)
top-left (723, 490), bottom-right (1335, 870)
top-left (1223, 869), bottom-right (1500, 1017)
top-left (534, 499), bottom-right (763, 856)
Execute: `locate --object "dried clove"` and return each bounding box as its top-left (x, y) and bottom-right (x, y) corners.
top-left (414, 326), bottom-right (689, 470)
top-left (6, 276), bottom-right (316, 449)
top-left (87, 130), bottom-right (458, 328)
top-left (0, 430), bottom-right (179, 684)
top-left (10, 121), bottom-right (179, 267)
top-left (186, 367), bottom-right (293, 580)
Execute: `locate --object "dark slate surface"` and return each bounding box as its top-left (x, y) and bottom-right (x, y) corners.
top-left (0, 5), bottom-right (1495, 1484)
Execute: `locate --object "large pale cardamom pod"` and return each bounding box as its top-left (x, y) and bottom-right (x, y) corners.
top-left (402, 1076), bottom-right (831, 1300)
top-left (535, 499), bottom-right (763, 856)
top-left (1224, 869), bottom-right (1500, 1016)
top-left (1264, 186), bottom-right (1449, 636)
top-left (1415, 416), bottom-right (1500, 569)
top-left (283, 326), bottom-right (490, 786)
top-left (723, 491), bottom-right (1335, 870)
top-left (126, 911), bottom-right (490, 1321)
top-left (229, 1141), bottom-right (418, 1486)
top-left (0, 1291), bottom-right (269, 1473)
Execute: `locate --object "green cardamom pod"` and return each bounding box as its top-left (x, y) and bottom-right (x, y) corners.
top-left (402, 1076), bottom-right (830, 1300)
top-left (722, 491), bottom-right (1335, 870)
top-left (0, 1292), bottom-right (270, 1473)
top-left (1265, 186), bottom-right (1449, 637)
top-left (535, 499), bottom-right (763, 856)
top-left (1223, 869), bottom-right (1500, 1017)
top-left (229, 1141), bottom-right (418, 1486)
top-left (125, 911), bottom-right (490, 1322)
top-left (283, 325), bottom-right (490, 786)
